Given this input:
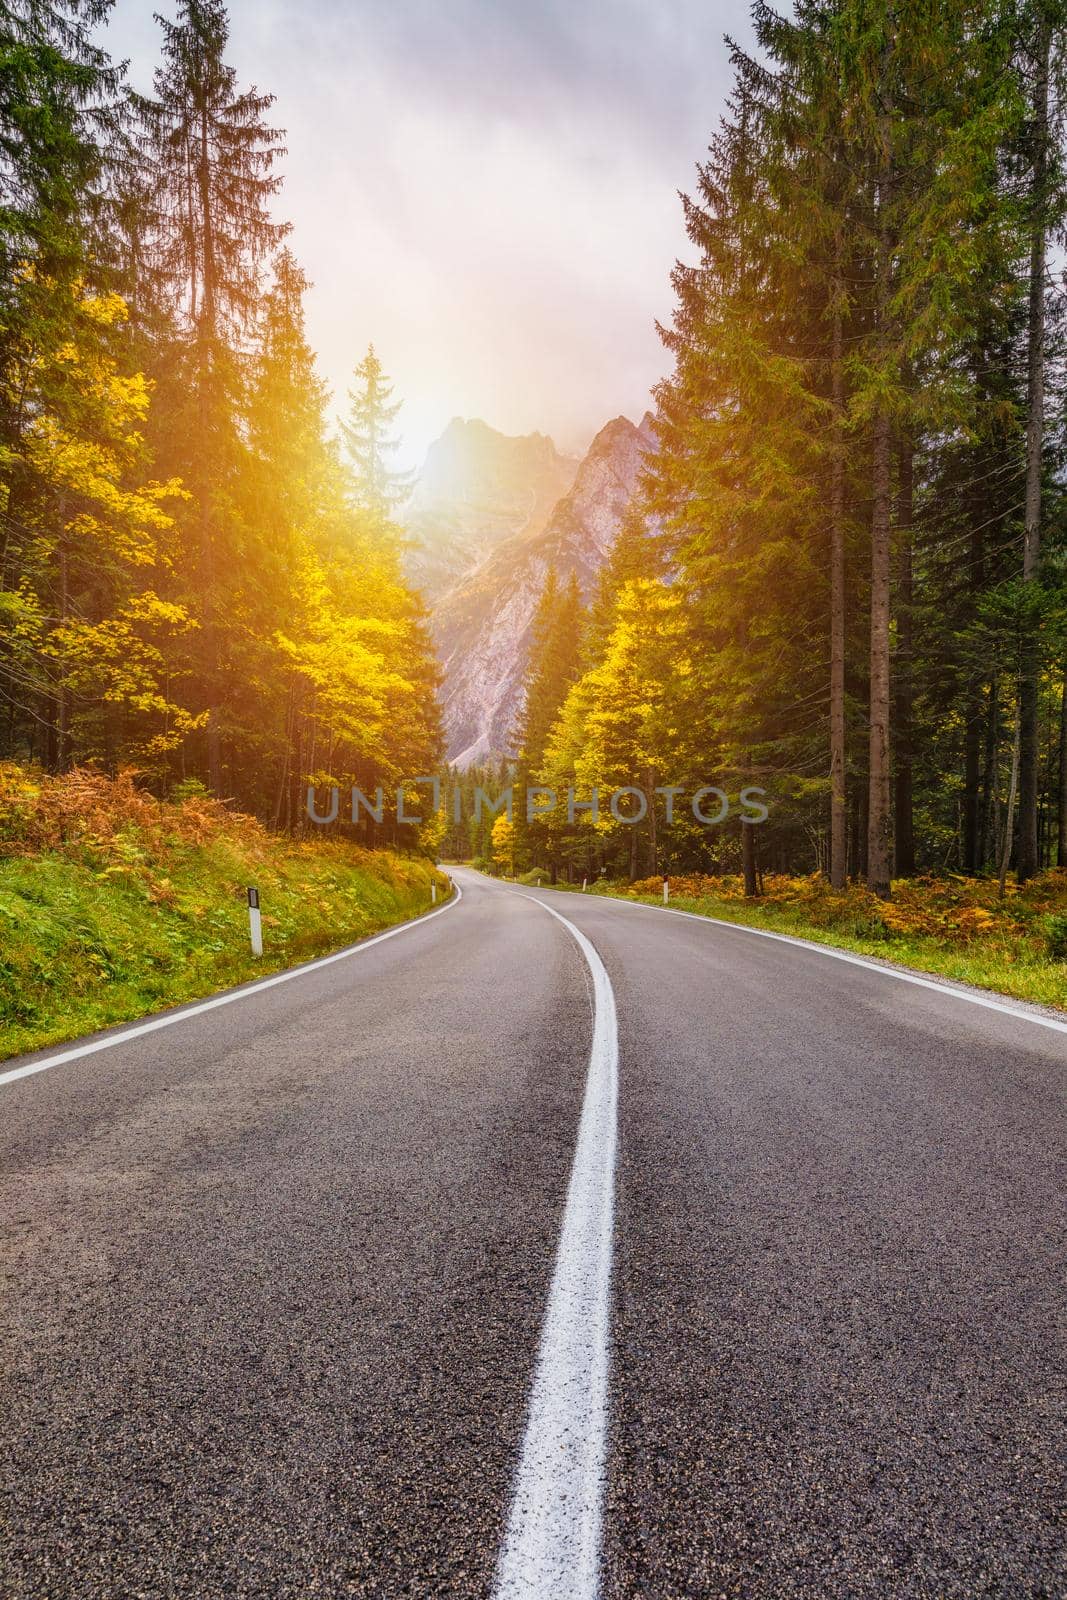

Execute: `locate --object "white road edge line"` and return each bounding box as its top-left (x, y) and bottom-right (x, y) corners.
top-left (531, 884), bottom-right (1067, 1037)
top-left (493, 892), bottom-right (619, 1600)
top-left (0, 881), bottom-right (463, 1090)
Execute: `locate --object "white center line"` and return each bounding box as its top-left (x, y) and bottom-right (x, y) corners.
top-left (493, 892), bottom-right (619, 1600)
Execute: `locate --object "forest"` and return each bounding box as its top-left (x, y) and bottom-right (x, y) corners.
top-left (0, 0), bottom-right (441, 833)
top-left (2, 0), bottom-right (1066, 910)
top-left (462, 0), bottom-right (1067, 901)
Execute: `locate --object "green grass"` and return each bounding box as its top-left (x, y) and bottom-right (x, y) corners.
top-left (0, 833), bottom-right (447, 1060)
top-left (539, 875), bottom-right (1067, 1013)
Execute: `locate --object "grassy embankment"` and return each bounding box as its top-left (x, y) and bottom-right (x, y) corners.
top-left (520, 867), bottom-right (1067, 1011)
top-left (0, 765), bottom-right (448, 1060)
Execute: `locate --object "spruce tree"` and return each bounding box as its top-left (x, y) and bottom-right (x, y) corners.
top-left (0, 0), bottom-right (119, 290)
top-left (513, 568), bottom-right (583, 873)
top-left (342, 344), bottom-right (412, 514)
top-left (1016, 0), bottom-right (1064, 879)
top-left (241, 251), bottom-right (441, 824)
top-left (136, 0), bottom-right (287, 791)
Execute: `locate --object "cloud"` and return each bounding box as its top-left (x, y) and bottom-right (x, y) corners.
top-left (105, 0), bottom-right (750, 467)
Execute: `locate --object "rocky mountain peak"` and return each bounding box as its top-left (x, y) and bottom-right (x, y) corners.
top-left (403, 420), bottom-right (578, 598)
top-left (409, 417), bottom-right (567, 507)
top-left (420, 411), bottom-right (656, 768)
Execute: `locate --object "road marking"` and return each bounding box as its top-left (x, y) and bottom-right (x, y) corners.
top-left (0, 882), bottom-right (463, 1090)
top-left (528, 886), bottom-right (1067, 1037)
top-left (493, 893), bottom-right (619, 1600)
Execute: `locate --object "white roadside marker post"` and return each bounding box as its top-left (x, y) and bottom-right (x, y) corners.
top-left (247, 886), bottom-right (263, 957)
top-left (663, 876), bottom-right (669, 905)
top-left (432, 880), bottom-right (437, 905)
top-left (582, 877), bottom-right (587, 892)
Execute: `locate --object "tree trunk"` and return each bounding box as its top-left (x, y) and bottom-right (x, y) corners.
top-left (1058, 668), bottom-right (1066, 868)
top-left (963, 476), bottom-right (987, 872)
top-left (645, 769), bottom-right (658, 876)
top-left (742, 820), bottom-right (759, 897)
top-left (829, 291), bottom-right (847, 888)
top-left (964, 696), bottom-right (982, 871)
top-left (868, 405), bottom-right (893, 897)
top-left (1017, 11), bottom-right (1050, 883)
top-left (271, 683), bottom-right (295, 830)
top-left (983, 678), bottom-right (1000, 871)
top-left (893, 434), bottom-right (914, 875)
top-left (848, 780), bottom-right (864, 880)
top-left (56, 514), bottom-right (70, 772)
top-left (999, 710), bottom-right (1021, 899)
top-left (867, 101), bottom-right (894, 900)
top-left (198, 101), bottom-right (223, 796)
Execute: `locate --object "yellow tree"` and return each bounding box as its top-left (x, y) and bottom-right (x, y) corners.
top-left (243, 252), bottom-right (440, 828)
top-left (491, 812), bottom-right (516, 876)
top-left (541, 580), bottom-right (693, 877)
top-left (0, 274), bottom-right (197, 771)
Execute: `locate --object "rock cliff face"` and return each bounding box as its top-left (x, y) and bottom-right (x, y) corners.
top-left (407, 412), bottom-right (655, 767)
top-left (404, 418), bottom-right (578, 601)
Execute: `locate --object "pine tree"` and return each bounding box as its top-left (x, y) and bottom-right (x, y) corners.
top-left (240, 250), bottom-right (441, 824)
top-left (650, 0), bottom-right (1037, 892)
top-left (0, 0), bottom-right (123, 653)
top-left (341, 344), bottom-right (412, 514)
top-left (648, 28), bottom-right (840, 881)
top-left (0, 3), bottom-right (98, 752)
top-left (0, 275), bottom-right (195, 771)
top-left (1016, 0), bottom-right (1064, 880)
top-left (512, 568), bottom-right (583, 873)
top-left (539, 579), bottom-right (694, 880)
top-left (0, 0), bottom-right (119, 293)
top-left (514, 570), bottom-right (583, 767)
top-left (586, 503), bottom-right (665, 659)
top-left (0, 0), bottom-right (444, 820)
top-left (135, 0), bottom-right (288, 791)
top-left (237, 246), bottom-right (332, 816)
top-left (839, 0), bottom-right (1028, 893)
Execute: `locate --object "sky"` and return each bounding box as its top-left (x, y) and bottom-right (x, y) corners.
top-left (103, 0), bottom-right (753, 471)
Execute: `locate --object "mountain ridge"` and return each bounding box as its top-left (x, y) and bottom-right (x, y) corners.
top-left (407, 412), bottom-right (655, 768)
top-left (403, 418), bottom-right (579, 601)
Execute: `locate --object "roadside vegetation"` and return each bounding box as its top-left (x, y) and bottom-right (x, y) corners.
top-left (0, 766), bottom-right (447, 1060)
top-left (534, 869), bottom-right (1067, 1012)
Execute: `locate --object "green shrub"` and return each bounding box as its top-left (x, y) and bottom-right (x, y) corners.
top-left (848, 915), bottom-right (891, 941)
top-left (170, 776), bottom-right (211, 804)
top-left (1045, 913), bottom-right (1067, 960)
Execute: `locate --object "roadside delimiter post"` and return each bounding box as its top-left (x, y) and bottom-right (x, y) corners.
top-left (247, 886), bottom-right (263, 957)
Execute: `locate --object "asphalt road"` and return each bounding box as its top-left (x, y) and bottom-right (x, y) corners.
top-left (1, 866), bottom-right (1064, 1597)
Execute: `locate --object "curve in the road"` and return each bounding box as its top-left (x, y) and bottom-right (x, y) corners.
top-left (556, 886), bottom-right (1067, 1035)
top-left (0, 880), bottom-right (463, 1089)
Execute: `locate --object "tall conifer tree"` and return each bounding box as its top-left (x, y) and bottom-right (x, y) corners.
top-left (342, 344), bottom-right (412, 514)
top-left (136, 0), bottom-right (287, 790)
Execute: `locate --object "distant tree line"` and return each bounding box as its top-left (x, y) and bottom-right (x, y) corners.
top-left (0, 0), bottom-right (439, 823)
top-left (498, 0), bottom-right (1067, 897)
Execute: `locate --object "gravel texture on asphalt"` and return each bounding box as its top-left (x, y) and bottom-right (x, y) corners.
top-left (1, 867), bottom-right (1064, 1598)
top-left (0, 876), bottom-right (589, 1598)
top-left (522, 886), bottom-right (1066, 1600)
